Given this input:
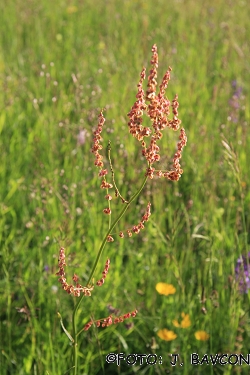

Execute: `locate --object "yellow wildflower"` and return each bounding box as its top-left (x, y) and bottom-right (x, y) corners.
top-left (195, 330), bottom-right (210, 341)
top-left (172, 312), bottom-right (191, 328)
top-left (157, 329), bottom-right (177, 341)
top-left (155, 283), bottom-right (176, 296)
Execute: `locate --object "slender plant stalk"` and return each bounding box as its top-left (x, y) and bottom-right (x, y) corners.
top-left (72, 173), bottom-right (148, 375)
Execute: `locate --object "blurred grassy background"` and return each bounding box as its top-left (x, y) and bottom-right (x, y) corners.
top-left (0, 0), bottom-right (249, 374)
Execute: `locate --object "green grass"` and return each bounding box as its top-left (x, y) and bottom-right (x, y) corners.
top-left (0, 0), bottom-right (250, 374)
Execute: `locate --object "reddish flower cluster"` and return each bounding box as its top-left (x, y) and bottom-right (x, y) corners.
top-left (165, 127), bottom-right (187, 180)
top-left (152, 127), bottom-right (187, 180)
top-left (83, 309), bottom-right (138, 331)
top-left (146, 44), bottom-right (158, 99)
top-left (91, 113), bottom-right (115, 215)
top-left (100, 180), bottom-right (113, 189)
top-left (119, 202), bottom-right (151, 237)
top-left (56, 247), bottom-right (94, 297)
top-left (105, 194), bottom-right (112, 201)
top-left (91, 111), bottom-right (105, 168)
top-left (127, 67), bottom-right (150, 144)
top-left (127, 44), bottom-right (187, 180)
top-left (98, 169), bottom-right (108, 177)
top-left (96, 259), bottom-right (110, 286)
top-left (107, 235), bottom-right (114, 242)
top-left (103, 208), bottom-right (111, 215)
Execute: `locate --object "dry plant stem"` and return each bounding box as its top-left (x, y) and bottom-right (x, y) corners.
top-left (72, 173), bottom-right (148, 375)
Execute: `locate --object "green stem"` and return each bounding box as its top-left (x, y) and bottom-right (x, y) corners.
top-left (107, 140), bottom-right (128, 203)
top-left (72, 173), bottom-right (148, 375)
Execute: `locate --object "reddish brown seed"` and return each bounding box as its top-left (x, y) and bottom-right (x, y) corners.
top-left (127, 230), bottom-right (132, 237)
top-left (105, 194), bottom-right (112, 200)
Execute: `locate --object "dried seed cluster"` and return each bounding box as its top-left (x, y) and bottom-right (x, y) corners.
top-left (96, 259), bottom-right (110, 286)
top-left (56, 247), bottom-right (94, 297)
top-left (83, 309), bottom-right (138, 331)
top-left (127, 44), bottom-right (187, 180)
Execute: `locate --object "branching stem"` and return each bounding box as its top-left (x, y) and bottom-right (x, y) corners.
top-left (107, 140), bottom-right (128, 203)
top-left (72, 172), bottom-right (148, 375)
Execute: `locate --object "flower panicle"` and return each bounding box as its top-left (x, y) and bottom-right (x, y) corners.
top-left (127, 44), bottom-right (187, 180)
top-left (83, 309), bottom-right (138, 331)
top-left (96, 259), bottom-right (110, 286)
top-left (119, 202), bottom-right (151, 238)
top-left (56, 247), bottom-right (94, 297)
top-left (167, 94), bottom-right (182, 131)
top-left (146, 44), bottom-right (158, 101)
top-left (92, 110), bottom-right (114, 205)
top-left (91, 110), bottom-right (105, 168)
top-left (153, 126), bottom-right (187, 181)
top-left (158, 66), bottom-right (172, 99)
top-left (127, 67), bottom-right (149, 143)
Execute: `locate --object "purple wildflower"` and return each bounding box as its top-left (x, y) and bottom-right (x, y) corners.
top-left (124, 322), bottom-right (134, 330)
top-left (106, 304), bottom-right (120, 316)
top-left (235, 252), bottom-right (250, 293)
top-left (77, 129), bottom-right (87, 146)
top-left (228, 81), bottom-right (243, 123)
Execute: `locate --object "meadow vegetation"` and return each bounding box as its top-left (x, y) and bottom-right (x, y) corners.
top-left (0, 0), bottom-right (249, 374)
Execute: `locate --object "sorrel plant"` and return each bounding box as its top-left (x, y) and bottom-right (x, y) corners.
top-left (55, 44), bottom-right (187, 374)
